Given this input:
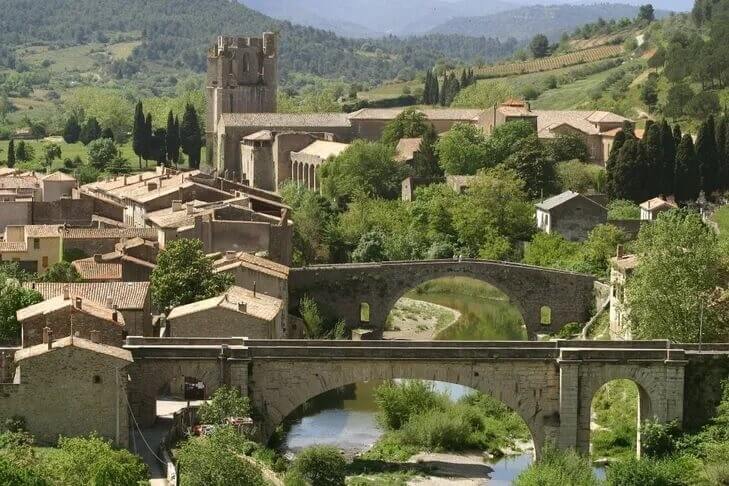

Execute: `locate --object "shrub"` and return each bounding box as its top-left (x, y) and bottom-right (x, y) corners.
top-left (374, 381), bottom-right (447, 430)
top-left (287, 446), bottom-right (346, 486)
top-left (398, 408), bottom-right (475, 451)
top-left (514, 444), bottom-right (598, 486)
top-left (198, 386), bottom-right (251, 425)
top-left (0, 455), bottom-right (46, 486)
top-left (605, 455), bottom-right (702, 486)
top-left (640, 420), bottom-right (681, 458)
top-left (177, 433), bottom-right (266, 486)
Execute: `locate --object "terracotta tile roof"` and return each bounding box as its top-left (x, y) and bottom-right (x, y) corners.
top-left (219, 113), bottom-right (351, 129)
top-left (24, 225), bottom-right (62, 238)
top-left (167, 285), bottom-right (282, 322)
top-left (395, 138), bottom-right (422, 162)
top-left (0, 241), bottom-right (26, 251)
top-left (16, 294), bottom-right (125, 326)
top-left (348, 108), bottom-right (483, 121)
top-left (640, 197), bottom-right (677, 212)
top-left (61, 227), bottom-right (157, 240)
top-left (532, 110), bottom-right (629, 138)
top-left (293, 140), bottom-right (350, 160)
top-left (24, 282), bottom-right (150, 310)
top-left (72, 259), bottom-right (123, 281)
top-left (213, 251), bottom-right (289, 279)
top-left (0, 176), bottom-right (40, 189)
top-left (145, 200), bottom-right (211, 229)
top-left (14, 336), bottom-right (132, 363)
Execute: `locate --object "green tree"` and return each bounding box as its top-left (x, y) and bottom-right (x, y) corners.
top-left (640, 73), bottom-right (659, 111)
top-left (627, 210), bottom-right (729, 342)
top-left (79, 117), bottom-right (101, 145)
top-left (198, 386), bottom-right (251, 425)
top-left (412, 124), bottom-right (443, 178)
top-left (523, 232), bottom-right (579, 268)
top-left (638, 3), bottom-right (655, 22)
top-left (320, 140), bottom-right (403, 205)
top-left (166, 110), bottom-right (180, 166)
top-left (0, 276), bottom-right (42, 343)
top-left (641, 123), bottom-right (662, 197)
top-left (664, 83), bottom-right (694, 118)
top-left (286, 446), bottom-right (347, 486)
top-left (674, 134), bottom-right (700, 202)
top-left (37, 261), bottom-right (81, 283)
top-left (545, 133), bottom-right (589, 162)
top-left (696, 115), bottom-right (720, 196)
top-left (503, 135), bottom-right (558, 199)
top-left (659, 120), bottom-right (676, 196)
top-left (529, 34), bottom-right (550, 58)
top-left (44, 435), bottom-right (147, 486)
top-left (150, 238), bottom-right (233, 311)
top-left (100, 127), bottom-right (114, 141)
top-left (489, 120), bottom-right (536, 164)
top-left (380, 107), bottom-right (431, 146)
top-left (143, 113), bottom-right (153, 161)
top-left (351, 230), bottom-right (387, 262)
top-left (436, 123), bottom-right (491, 175)
top-left (14, 141), bottom-right (34, 163)
top-left (280, 182), bottom-right (337, 265)
top-left (180, 103), bottom-right (202, 169)
top-left (132, 101), bottom-right (147, 168)
top-left (86, 138), bottom-right (120, 170)
top-left (42, 144), bottom-right (61, 168)
top-left (6, 139), bottom-right (15, 168)
top-left (62, 116), bottom-right (81, 144)
top-left (607, 138), bottom-right (645, 202)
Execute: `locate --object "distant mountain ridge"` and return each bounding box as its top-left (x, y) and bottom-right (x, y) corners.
top-left (430, 3), bottom-right (670, 40)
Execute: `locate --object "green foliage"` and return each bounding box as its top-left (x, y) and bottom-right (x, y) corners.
top-left (436, 123), bottom-right (491, 175)
top-left (605, 455), bottom-right (703, 486)
top-left (351, 230), bottom-right (388, 263)
top-left (177, 428), bottom-right (266, 486)
top-left (374, 381), bottom-right (447, 431)
top-left (198, 386), bottom-right (252, 425)
top-left (380, 108), bottom-right (431, 146)
top-left (627, 210), bottom-right (729, 342)
top-left (0, 272), bottom-right (43, 343)
top-left (556, 160), bottom-right (605, 193)
top-left (300, 295), bottom-right (325, 338)
top-left (79, 117), bottom-right (102, 145)
top-left (180, 103), bottom-right (202, 169)
top-left (43, 435), bottom-right (147, 486)
top-left (591, 380), bottom-right (638, 459)
top-left (150, 238), bottom-right (233, 311)
top-left (37, 261), bottom-right (81, 283)
top-left (280, 183), bottom-right (338, 265)
top-left (546, 134), bottom-right (590, 162)
top-left (14, 141), bottom-right (34, 163)
top-left (514, 444), bottom-right (599, 486)
top-left (286, 446), bottom-right (346, 486)
top-left (320, 140), bottom-right (404, 204)
top-left (62, 116), bottom-right (81, 144)
top-left (530, 34), bottom-right (550, 58)
top-left (451, 81), bottom-right (516, 109)
top-left (503, 135), bottom-right (557, 199)
top-left (607, 199), bottom-right (640, 219)
top-left (641, 420), bottom-right (681, 458)
top-left (86, 138), bottom-right (119, 170)
top-left (0, 455), bottom-right (46, 486)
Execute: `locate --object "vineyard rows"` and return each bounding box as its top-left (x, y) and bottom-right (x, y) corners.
top-left (474, 45), bottom-right (624, 78)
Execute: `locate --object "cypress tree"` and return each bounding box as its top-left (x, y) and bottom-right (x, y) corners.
top-left (608, 138), bottom-right (645, 201)
top-left (423, 71), bottom-right (432, 104)
top-left (439, 75), bottom-right (448, 106)
top-left (79, 117), bottom-right (101, 145)
top-left (696, 115), bottom-right (719, 196)
top-left (642, 123), bottom-right (662, 197)
top-left (166, 110), bottom-right (179, 166)
top-left (132, 101), bottom-right (146, 168)
top-left (674, 134), bottom-right (700, 202)
top-left (460, 69), bottom-right (468, 89)
top-left (431, 74), bottom-right (440, 107)
top-left (716, 116), bottom-right (728, 191)
top-left (62, 116), bottom-right (81, 144)
top-left (673, 124), bottom-right (682, 149)
top-left (143, 113), bottom-right (153, 164)
top-left (101, 127), bottom-right (114, 141)
top-left (180, 104), bottom-right (202, 169)
top-left (6, 139), bottom-right (15, 168)
top-left (659, 119), bottom-right (676, 196)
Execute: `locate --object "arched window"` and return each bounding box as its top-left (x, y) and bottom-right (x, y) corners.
top-left (540, 306), bottom-right (552, 325)
top-left (360, 303), bottom-right (370, 323)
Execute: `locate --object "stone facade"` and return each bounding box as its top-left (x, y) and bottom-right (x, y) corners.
top-left (0, 337), bottom-right (132, 447)
top-left (288, 260), bottom-right (596, 339)
top-left (0, 225), bottom-right (62, 274)
top-left (536, 191), bottom-right (608, 242)
top-left (609, 251), bottom-right (638, 339)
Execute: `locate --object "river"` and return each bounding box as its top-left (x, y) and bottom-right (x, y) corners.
top-left (282, 278), bottom-right (533, 482)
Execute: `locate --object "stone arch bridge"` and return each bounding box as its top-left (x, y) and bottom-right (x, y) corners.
top-left (125, 338), bottom-right (729, 457)
top-left (288, 260), bottom-right (598, 339)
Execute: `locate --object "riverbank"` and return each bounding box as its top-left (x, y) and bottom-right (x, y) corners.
top-left (383, 297), bottom-right (461, 340)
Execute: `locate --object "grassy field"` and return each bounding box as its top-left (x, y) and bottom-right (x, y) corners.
top-left (712, 205), bottom-right (729, 243)
top-left (358, 80), bottom-right (422, 101)
top-left (0, 139), bottom-right (178, 172)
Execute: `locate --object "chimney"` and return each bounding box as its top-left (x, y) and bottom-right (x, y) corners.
top-left (111, 310), bottom-right (118, 323)
top-left (186, 203), bottom-right (195, 215)
top-left (225, 250), bottom-right (237, 261)
top-left (172, 200), bottom-right (183, 212)
top-left (93, 253), bottom-right (102, 263)
top-left (75, 297), bottom-right (82, 309)
top-left (616, 244), bottom-right (624, 259)
top-left (43, 327), bottom-right (53, 349)
top-left (238, 302), bottom-right (247, 313)
top-left (147, 181), bottom-right (157, 191)
top-left (106, 295), bottom-right (113, 309)
top-left (89, 330), bottom-right (101, 343)
top-left (62, 284), bottom-right (69, 300)
top-left (252, 281), bottom-right (257, 298)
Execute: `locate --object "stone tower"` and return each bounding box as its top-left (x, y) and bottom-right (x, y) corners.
top-left (205, 33), bottom-right (278, 167)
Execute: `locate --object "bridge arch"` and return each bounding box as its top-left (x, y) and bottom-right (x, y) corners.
top-left (248, 358), bottom-right (560, 458)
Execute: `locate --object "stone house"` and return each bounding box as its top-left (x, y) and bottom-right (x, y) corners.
top-left (166, 285), bottom-right (283, 339)
top-left (609, 248), bottom-right (638, 339)
top-left (640, 197), bottom-right (677, 221)
top-left (0, 334), bottom-right (132, 446)
top-left (536, 191), bottom-right (608, 242)
top-left (40, 172), bottom-right (77, 201)
top-left (25, 282), bottom-right (152, 337)
top-left (0, 225), bottom-right (62, 274)
top-left (60, 227), bottom-right (158, 257)
top-left (17, 291), bottom-right (126, 347)
top-left (0, 198), bottom-right (94, 233)
top-left (71, 238), bottom-right (158, 283)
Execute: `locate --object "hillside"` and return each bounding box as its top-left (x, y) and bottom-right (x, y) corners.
top-left (240, 0), bottom-right (517, 37)
top-left (430, 4), bottom-right (668, 39)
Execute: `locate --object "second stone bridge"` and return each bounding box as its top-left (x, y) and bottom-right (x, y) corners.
top-left (288, 259), bottom-right (598, 339)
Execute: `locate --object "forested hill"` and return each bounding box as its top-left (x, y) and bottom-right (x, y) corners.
top-left (430, 3), bottom-right (669, 39)
top-left (0, 0), bottom-right (518, 84)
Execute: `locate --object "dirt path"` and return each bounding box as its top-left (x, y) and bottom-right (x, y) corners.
top-left (383, 297), bottom-right (461, 341)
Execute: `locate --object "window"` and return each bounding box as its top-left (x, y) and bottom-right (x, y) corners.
top-left (540, 306), bottom-right (552, 325)
top-left (33, 238), bottom-right (40, 250)
top-left (93, 375), bottom-right (102, 384)
top-left (360, 303), bottom-right (370, 323)
top-left (42, 256), bottom-right (48, 268)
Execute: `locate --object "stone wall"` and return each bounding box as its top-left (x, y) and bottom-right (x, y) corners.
top-left (21, 306), bottom-right (125, 348)
top-left (168, 307), bottom-right (278, 339)
top-left (549, 197), bottom-right (608, 242)
top-left (32, 199), bottom-right (93, 226)
top-left (682, 354), bottom-right (729, 432)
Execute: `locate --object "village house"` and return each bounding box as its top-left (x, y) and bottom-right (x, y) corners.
top-left (640, 196), bottom-right (678, 221)
top-left (71, 238), bottom-right (158, 283)
top-left (0, 225), bottom-right (62, 274)
top-left (60, 227), bottom-right (158, 257)
top-left (0, 170), bottom-right (76, 202)
top-left (17, 289), bottom-right (126, 347)
top-left (535, 191), bottom-right (608, 242)
top-left (25, 282), bottom-right (152, 337)
top-left (0, 334), bottom-right (132, 447)
top-left (609, 247), bottom-right (638, 339)
top-left (166, 285), bottom-right (284, 339)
